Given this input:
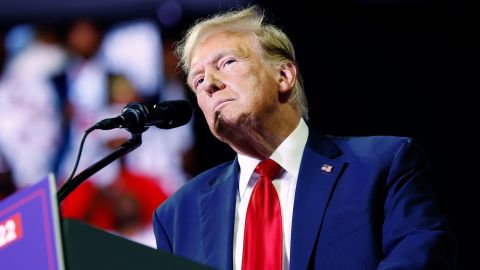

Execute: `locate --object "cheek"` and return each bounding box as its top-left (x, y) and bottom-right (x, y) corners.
top-left (249, 72), bottom-right (272, 104)
top-left (197, 95), bottom-right (214, 120)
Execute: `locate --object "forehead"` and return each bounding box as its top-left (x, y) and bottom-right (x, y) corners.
top-left (189, 31), bottom-right (256, 71)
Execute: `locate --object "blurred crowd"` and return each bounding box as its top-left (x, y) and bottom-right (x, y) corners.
top-left (0, 18), bottom-right (195, 248)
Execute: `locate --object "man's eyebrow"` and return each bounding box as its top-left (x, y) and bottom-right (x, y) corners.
top-left (188, 69), bottom-right (202, 84)
top-left (188, 50), bottom-right (238, 81)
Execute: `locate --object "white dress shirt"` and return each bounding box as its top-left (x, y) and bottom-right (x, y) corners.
top-left (233, 118), bottom-right (309, 270)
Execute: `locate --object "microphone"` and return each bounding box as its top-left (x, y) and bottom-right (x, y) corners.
top-left (94, 100), bottom-right (193, 133)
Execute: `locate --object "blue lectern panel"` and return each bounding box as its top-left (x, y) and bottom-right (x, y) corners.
top-left (0, 176), bottom-right (64, 270)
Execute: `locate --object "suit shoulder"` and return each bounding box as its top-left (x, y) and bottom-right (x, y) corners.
top-left (331, 135), bottom-right (424, 162)
top-left (336, 135), bottom-right (413, 149)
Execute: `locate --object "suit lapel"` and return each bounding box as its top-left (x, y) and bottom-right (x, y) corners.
top-left (198, 160), bottom-right (239, 270)
top-left (290, 134), bottom-right (346, 270)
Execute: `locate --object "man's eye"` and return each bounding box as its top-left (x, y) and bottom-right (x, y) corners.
top-left (195, 77), bottom-right (204, 88)
top-left (223, 59), bottom-right (236, 67)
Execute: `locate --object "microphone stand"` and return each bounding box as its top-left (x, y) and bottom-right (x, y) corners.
top-left (57, 133), bottom-right (142, 203)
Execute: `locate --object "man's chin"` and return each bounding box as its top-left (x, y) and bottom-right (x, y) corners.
top-left (214, 114), bottom-right (231, 132)
top-left (213, 113), bottom-right (238, 138)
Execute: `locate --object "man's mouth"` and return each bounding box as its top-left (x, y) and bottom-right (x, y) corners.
top-left (214, 99), bottom-right (234, 112)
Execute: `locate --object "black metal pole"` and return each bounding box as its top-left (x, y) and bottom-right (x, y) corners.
top-left (57, 133), bottom-right (142, 203)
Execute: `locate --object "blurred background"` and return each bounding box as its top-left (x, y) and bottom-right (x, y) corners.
top-left (0, 0), bottom-right (477, 268)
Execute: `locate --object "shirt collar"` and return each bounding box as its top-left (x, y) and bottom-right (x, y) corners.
top-left (237, 118), bottom-right (309, 198)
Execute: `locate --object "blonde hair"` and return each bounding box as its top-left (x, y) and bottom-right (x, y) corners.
top-left (175, 6), bottom-right (309, 119)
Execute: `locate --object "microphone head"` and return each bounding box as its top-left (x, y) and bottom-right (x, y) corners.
top-left (122, 100), bottom-right (193, 132)
top-left (150, 100), bottom-right (193, 129)
top-left (94, 100), bottom-right (193, 133)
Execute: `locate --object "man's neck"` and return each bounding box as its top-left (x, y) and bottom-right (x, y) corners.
top-left (229, 115), bottom-right (302, 159)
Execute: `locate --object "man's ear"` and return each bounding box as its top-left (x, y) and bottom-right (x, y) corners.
top-left (277, 62), bottom-right (297, 94)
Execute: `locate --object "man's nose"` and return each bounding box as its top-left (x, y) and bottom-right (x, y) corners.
top-left (202, 72), bottom-right (226, 95)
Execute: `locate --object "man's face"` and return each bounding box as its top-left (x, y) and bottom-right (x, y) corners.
top-left (188, 31), bottom-right (280, 142)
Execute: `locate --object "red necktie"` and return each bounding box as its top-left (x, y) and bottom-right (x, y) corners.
top-left (242, 159), bottom-right (282, 270)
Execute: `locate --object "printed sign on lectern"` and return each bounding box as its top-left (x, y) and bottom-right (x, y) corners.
top-left (0, 175), bottom-right (64, 270)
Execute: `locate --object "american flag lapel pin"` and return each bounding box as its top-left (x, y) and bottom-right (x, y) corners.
top-left (321, 164), bottom-right (333, 173)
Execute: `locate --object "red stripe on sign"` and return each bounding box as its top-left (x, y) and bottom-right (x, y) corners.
top-left (12, 213), bottom-right (23, 240)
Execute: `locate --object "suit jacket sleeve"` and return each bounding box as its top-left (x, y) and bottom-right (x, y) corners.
top-left (153, 208), bottom-right (173, 252)
top-left (378, 139), bottom-right (456, 269)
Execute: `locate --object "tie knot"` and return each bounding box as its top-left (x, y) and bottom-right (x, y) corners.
top-left (255, 159), bottom-right (281, 180)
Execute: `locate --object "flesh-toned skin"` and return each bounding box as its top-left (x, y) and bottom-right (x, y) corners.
top-left (188, 31), bottom-right (300, 159)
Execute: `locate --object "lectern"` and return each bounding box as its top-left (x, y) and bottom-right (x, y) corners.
top-left (0, 177), bottom-right (211, 270)
top-left (62, 219), bottom-right (210, 270)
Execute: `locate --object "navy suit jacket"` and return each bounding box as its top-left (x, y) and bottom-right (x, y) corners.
top-left (153, 133), bottom-right (455, 269)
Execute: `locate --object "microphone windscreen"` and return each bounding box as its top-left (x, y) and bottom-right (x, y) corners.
top-left (150, 100), bottom-right (193, 129)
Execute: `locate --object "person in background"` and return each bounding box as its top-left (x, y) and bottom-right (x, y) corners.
top-left (153, 6), bottom-right (456, 270)
top-left (0, 25), bottom-right (65, 189)
top-left (0, 28), bottom-right (15, 200)
top-left (51, 19), bottom-right (112, 185)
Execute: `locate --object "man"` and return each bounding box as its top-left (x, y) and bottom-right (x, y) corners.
top-left (153, 6), bottom-right (455, 270)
